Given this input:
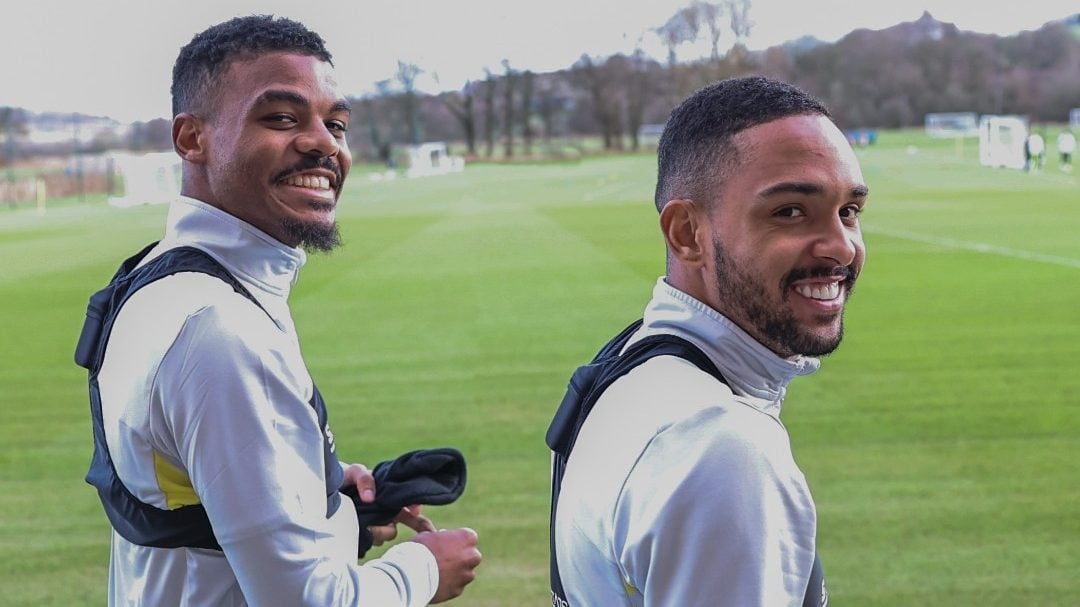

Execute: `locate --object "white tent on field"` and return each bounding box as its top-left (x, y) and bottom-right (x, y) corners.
top-left (978, 115), bottom-right (1027, 170)
top-left (108, 152), bottom-right (181, 207)
top-left (405, 143), bottom-right (464, 178)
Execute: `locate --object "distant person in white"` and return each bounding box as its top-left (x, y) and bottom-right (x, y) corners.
top-left (551, 77), bottom-right (868, 606)
top-left (87, 16), bottom-right (480, 607)
top-left (1057, 130), bottom-right (1075, 171)
top-left (1025, 132), bottom-right (1045, 171)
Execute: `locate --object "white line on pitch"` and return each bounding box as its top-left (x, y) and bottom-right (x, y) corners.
top-left (864, 226), bottom-right (1080, 269)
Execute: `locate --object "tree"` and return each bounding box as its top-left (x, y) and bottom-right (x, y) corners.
top-left (624, 50), bottom-right (662, 151)
top-left (396, 61), bottom-right (423, 145)
top-left (0, 107), bottom-right (28, 167)
top-left (654, 5), bottom-right (700, 68)
top-left (694, 2), bottom-right (726, 61)
top-left (535, 79), bottom-right (563, 144)
top-left (482, 70), bottom-right (497, 158)
top-left (520, 70), bottom-right (535, 156)
top-left (502, 60), bottom-right (517, 158)
top-left (724, 0), bottom-right (753, 46)
top-left (571, 55), bottom-right (625, 150)
top-left (440, 82), bottom-right (478, 155)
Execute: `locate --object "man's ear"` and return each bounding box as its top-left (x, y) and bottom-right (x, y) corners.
top-left (659, 199), bottom-right (707, 267)
top-left (172, 113), bottom-right (207, 164)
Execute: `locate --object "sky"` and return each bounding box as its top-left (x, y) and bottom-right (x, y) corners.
top-left (2, 0), bottom-right (1076, 123)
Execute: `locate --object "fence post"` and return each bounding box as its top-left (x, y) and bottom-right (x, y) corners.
top-left (36, 177), bottom-right (46, 215)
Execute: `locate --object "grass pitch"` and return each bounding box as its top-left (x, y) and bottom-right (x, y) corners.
top-left (1, 130), bottom-right (1078, 605)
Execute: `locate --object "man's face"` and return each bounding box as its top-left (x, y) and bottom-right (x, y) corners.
top-left (703, 114), bottom-right (868, 358)
top-left (198, 52), bottom-right (352, 250)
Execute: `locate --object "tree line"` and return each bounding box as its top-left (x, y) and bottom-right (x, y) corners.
top-left (348, 7), bottom-right (1080, 161)
top-left (3, 4), bottom-right (1077, 165)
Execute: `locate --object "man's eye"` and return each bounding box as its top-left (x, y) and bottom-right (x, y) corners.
top-left (775, 207), bottom-right (804, 218)
top-left (840, 205), bottom-right (863, 220)
top-left (265, 114), bottom-right (296, 125)
top-left (327, 121), bottom-right (348, 133)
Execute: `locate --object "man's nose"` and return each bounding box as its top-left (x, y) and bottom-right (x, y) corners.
top-left (296, 122), bottom-right (339, 157)
top-left (812, 216), bottom-right (860, 266)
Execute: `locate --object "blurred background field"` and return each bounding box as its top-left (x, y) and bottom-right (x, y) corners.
top-left (1, 128), bottom-right (1078, 606)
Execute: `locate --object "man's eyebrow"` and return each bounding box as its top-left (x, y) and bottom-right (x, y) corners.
top-left (758, 182), bottom-right (870, 199)
top-left (759, 182), bottom-right (825, 197)
top-left (254, 91), bottom-right (351, 115)
top-left (255, 89), bottom-right (309, 108)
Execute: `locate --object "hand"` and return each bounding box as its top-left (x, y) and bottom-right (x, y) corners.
top-left (341, 463), bottom-right (435, 545)
top-left (411, 528), bottom-right (481, 603)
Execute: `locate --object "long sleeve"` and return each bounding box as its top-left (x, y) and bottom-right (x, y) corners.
top-left (612, 406), bottom-right (817, 607)
top-left (153, 299), bottom-right (438, 606)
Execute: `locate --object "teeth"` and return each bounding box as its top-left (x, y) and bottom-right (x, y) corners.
top-left (283, 175), bottom-right (331, 190)
top-left (796, 282), bottom-right (840, 300)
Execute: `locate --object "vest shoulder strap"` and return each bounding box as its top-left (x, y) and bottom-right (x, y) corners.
top-left (547, 320), bottom-right (727, 604)
top-left (75, 243), bottom-right (268, 372)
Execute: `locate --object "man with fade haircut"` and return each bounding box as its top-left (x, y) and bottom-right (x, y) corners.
top-left (548, 76), bottom-right (868, 606)
top-left (75, 15), bottom-right (480, 606)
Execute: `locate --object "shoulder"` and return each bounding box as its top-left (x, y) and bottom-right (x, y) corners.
top-left (106, 271), bottom-right (282, 388)
top-left (123, 271), bottom-right (272, 343)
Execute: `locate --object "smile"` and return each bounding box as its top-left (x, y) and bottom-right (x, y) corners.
top-left (794, 281), bottom-right (841, 301)
top-left (281, 174), bottom-right (332, 190)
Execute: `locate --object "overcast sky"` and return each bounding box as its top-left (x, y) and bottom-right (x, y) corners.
top-left (2, 0), bottom-right (1076, 123)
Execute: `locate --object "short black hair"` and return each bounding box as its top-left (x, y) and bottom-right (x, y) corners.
top-left (654, 76), bottom-right (830, 212)
top-left (171, 15), bottom-right (333, 118)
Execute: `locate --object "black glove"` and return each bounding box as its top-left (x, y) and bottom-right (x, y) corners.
top-left (341, 447), bottom-right (467, 557)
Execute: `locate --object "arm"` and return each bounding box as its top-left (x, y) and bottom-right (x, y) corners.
top-left (157, 303), bottom-right (437, 606)
top-left (613, 406), bottom-right (818, 607)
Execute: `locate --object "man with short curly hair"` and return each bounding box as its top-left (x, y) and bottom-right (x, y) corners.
top-left (81, 15), bottom-right (480, 606)
top-left (549, 77), bottom-right (868, 606)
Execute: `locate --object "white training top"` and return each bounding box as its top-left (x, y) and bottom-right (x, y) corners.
top-left (98, 196), bottom-right (438, 606)
top-left (554, 278), bottom-right (822, 607)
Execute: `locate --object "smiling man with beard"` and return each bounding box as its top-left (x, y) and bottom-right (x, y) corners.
top-left (75, 15), bottom-right (480, 607)
top-left (548, 76), bottom-right (867, 606)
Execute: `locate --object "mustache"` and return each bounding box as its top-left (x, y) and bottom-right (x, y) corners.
top-left (272, 156), bottom-right (343, 188)
top-left (782, 265), bottom-right (857, 290)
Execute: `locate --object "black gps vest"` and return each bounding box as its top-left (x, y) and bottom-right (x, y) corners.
top-left (74, 243), bottom-right (343, 551)
top-left (545, 319), bottom-right (828, 607)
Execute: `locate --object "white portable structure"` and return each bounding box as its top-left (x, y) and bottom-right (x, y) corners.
top-left (978, 115), bottom-right (1028, 170)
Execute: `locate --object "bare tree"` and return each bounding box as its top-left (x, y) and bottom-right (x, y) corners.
top-left (571, 55), bottom-right (625, 150)
top-left (694, 2), bottom-right (726, 61)
top-left (502, 60), bottom-right (517, 158)
top-left (624, 50), bottom-right (662, 151)
top-left (440, 81), bottom-right (478, 155)
top-left (654, 5), bottom-right (700, 68)
top-left (520, 70), bottom-right (535, 156)
top-left (724, 0), bottom-right (753, 48)
top-left (535, 80), bottom-right (562, 145)
top-left (482, 69), bottom-right (497, 158)
top-left (360, 80), bottom-right (393, 165)
top-left (396, 61), bottom-right (423, 145)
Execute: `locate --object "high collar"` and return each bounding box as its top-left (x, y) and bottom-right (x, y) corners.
top-left (631, 277), bottom-right (821, 415)
top-left (160, 196), bottom-right (307, 300)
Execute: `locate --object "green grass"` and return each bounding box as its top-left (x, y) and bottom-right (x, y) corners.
top-left (1, 131), bottom-right (1078, 605)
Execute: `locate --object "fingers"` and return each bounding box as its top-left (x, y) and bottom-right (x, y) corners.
top-left (395, 505), bottom-right (437, 534)
top-left (367, 523), bottom-right (398, 547)
top-left (342, 463), bottom-right (376, 503)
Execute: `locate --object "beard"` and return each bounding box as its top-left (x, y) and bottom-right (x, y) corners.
top-left (281, 210), bottom-right (341, 252)
top-left (713, 239), bottom-right (854, 357)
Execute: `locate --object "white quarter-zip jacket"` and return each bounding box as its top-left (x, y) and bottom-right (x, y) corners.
top-left (554, 278), bottom-right (822, 606)
top-left (99, 196), bottom-right (438, 606)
